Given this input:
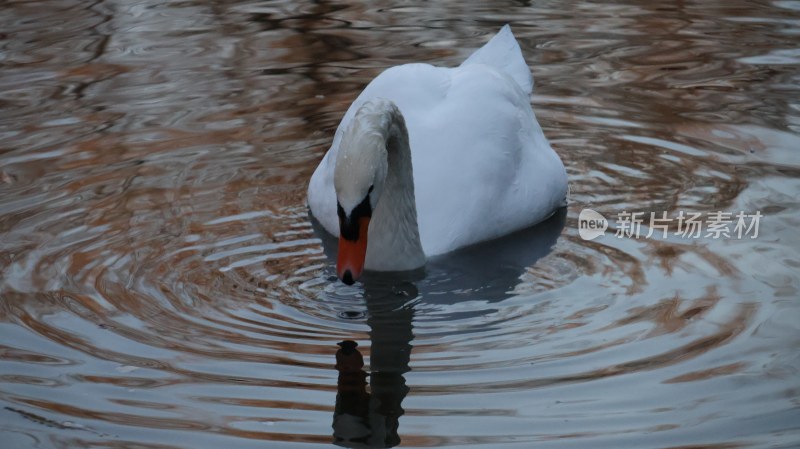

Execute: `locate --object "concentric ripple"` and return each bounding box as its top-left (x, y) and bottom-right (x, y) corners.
top-left (2, 1), bottom-right (800, 448)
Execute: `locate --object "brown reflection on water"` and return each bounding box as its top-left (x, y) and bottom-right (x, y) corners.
top-left (2, 0), bottom-right (800, 448)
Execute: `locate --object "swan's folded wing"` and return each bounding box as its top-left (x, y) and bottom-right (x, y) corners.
top-left (460, 24), bottom-right (533, 95)
top-left (410, 63), bottom-right (563, 255)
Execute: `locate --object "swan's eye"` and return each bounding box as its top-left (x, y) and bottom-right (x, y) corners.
top-left (338, 196), bottom-right (372, 241)
top-left (368, 184), bottom-right (374, 195)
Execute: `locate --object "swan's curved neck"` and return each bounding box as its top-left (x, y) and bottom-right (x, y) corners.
top-left (365, 102), bottom-right (425, 271)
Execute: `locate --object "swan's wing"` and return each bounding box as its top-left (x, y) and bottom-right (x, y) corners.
top-left (461, 24), bottom-right (533, 95)
top-left (409, 63), bottom-right (566, 255)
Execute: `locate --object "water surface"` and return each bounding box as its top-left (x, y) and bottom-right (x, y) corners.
top-left (1, 1), bottom-right (799, 448)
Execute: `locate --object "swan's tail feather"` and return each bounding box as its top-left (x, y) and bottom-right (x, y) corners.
top-left (460, 24), bottom-right (533, 94)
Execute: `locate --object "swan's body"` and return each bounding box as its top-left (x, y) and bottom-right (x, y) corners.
top-left (308, 25), bottom-right (568, 283)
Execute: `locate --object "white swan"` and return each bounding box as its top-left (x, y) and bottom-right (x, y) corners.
top-left (308, 25), bottom-right (568, 284)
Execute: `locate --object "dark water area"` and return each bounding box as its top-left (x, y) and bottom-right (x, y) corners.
top-left (1, 1), bottom-right (800, 448)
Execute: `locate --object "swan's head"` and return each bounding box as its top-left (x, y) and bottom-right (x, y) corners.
top-left (333, 105), bottom-right (390, 285)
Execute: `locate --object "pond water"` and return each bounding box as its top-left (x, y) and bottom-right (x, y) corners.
top-left (1, 1), bottom-right (800, 448)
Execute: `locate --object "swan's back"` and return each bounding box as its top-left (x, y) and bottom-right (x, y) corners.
top-left (308, 25), bottom-right (568, 255)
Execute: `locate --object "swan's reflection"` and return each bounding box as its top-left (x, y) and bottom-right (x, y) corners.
top-left (325, 208), bottom-right (566, 447)
top-left (333, 340), bottom-right (371, 446)
top-left (333, 282), bottom-right (414, 448)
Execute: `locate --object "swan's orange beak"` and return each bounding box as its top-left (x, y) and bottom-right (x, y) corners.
top-left (337, 216), bottom-right (370, 285)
